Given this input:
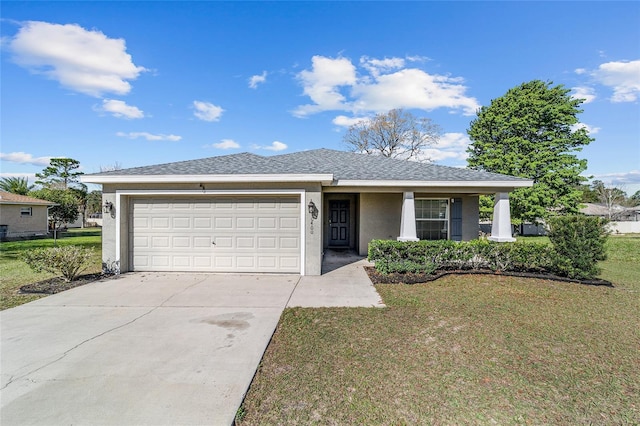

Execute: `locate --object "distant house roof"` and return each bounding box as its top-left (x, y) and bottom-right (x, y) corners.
top-left (581, 202), bottom-right (640, 219)
top-left (0, 191), bottom-right (56, 206)
top-left (83, 149), bottom-right (533, 189)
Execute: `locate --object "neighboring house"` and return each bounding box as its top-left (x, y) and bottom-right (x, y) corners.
top-left (82, 149), bottom-right (532, 275)
top-left (581, 203), bottom-right (640, 221)
top-left (0, 191), bottom-right (56, 239)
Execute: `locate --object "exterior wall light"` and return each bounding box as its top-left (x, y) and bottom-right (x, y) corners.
top-left (103, 201), bottom-right (114, 214)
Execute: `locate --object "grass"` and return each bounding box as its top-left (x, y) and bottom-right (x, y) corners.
top-left (0, 228), bottom-right (102, 310)
top-left (238, 235), bottom-right (640, 425)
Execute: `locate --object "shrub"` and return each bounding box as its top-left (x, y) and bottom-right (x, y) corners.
top-left (547, 215), bottom-right (608, 280)
top-left (22, 245), bottom-right (95, 282)
top-left (368, 239), bottom-right (554, 275)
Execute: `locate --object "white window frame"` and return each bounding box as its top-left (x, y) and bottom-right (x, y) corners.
top-left (415, 198), bottom-right (450, 240)
top-left (20, 207), bottom-right (33, 217)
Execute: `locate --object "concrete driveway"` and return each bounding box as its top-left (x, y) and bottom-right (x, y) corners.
top-left (1, 264), bottom-right (383, 425)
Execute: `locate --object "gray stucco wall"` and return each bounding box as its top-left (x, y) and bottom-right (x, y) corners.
top-left (100, 191), bottom-right (119, 273)
top-left (304, 186), bottom-right (323, 275)
top-left (358, 193), bottom-right (403, 256)
top-left (461, 195), bottom-right (480, 241)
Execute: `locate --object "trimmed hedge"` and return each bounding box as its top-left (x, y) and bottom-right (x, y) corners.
top-left (369, 216), bottom-right (609, 280)
top-left (368, 239), bottom-right (554, 275)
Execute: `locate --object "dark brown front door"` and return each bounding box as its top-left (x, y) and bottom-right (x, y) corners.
top-left (329, 200), bottom-right (349, 246)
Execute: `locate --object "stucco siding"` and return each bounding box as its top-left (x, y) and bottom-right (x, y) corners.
top-left (0, 205), bottom-right (49, 237)
top-left (358, 193), bottom-right (402, 256)
top-left (304, 186), bottom-right (323, 275)
top-left (461, 195), bottom-right (480, 241)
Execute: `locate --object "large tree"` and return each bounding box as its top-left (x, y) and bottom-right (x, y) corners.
top-left (467, 80), bottom-right (593, 222)
top-left (0, 176), bottom-right (34, 195)
top-left (35, 158), bottom-right (84, 189)
top-left (343, 109), bottom-right (441, 161)
top-left (29, 188), bottom-right (80, 230)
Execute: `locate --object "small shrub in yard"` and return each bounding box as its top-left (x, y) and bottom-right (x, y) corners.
top-left (21, 245), bottom-right (95, 282)
top-left (547, 215), bottom-right (608, 280)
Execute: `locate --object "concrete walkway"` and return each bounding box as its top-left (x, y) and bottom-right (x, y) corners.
top-left (1, 257), bottom-right (383, 426)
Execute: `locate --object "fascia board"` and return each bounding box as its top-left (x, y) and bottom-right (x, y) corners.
top-left (333, 180), bottom-right (534, 188)
top-left (0, 201), bottom-right (57, 206)
top-left (81, 173), bottom-right (334, 185)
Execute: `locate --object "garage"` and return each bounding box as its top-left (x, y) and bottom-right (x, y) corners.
top-left (130, 196), bottom-right (301, 273)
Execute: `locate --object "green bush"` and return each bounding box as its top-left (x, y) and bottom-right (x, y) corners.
top-left (22, 245), bottom-right (95, 282)
top-left (547, 215), bottom-right (608, 280)
top-left (368, 239), bottom-right (554, 275)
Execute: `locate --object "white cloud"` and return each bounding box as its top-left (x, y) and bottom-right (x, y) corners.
top-left (116, 132), bottom-right (181, 141)
top-left (421, 132), bottom-right (471, 162)
top-left (251, 141), bottom-right (288, 152)
top-left (213, 139), bottom-right (240, 149)
top-left (8, 21), bottom-right (145, 97)
top-left (97, 99), bottom-right (144, 119)
top-left (360, 56), bottom-right (405, 77)
top-left (293, 55), bottom-right (479, 118)
top-left (249, 71), bottom-right (267, 89)
top-left (332, 115), bottom-right (370, 128)
top-left (0, 151), bottom-right (52, 166)
top-left (571, 86), bottom-right (596, 104)
top-left (571, 122), bottom-right (601, 135)
top-left (293, 56), bottom-right (357, 116)
top-left (266, 141), bottom-right (287, 151)
top-left (593, 170), bottom-right (640, 187)
top-left (0, 172), bottom-right (37, 181)
top-left (575, 68), bottom-right (587, 75)
top-left (592, 60), bottom-right (640, 102)
top-left (193, 101), bottom-right (224, 122)
top-left (351, 68), bottom-right (479, 115)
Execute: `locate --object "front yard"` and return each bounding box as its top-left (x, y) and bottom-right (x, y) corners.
top-left (237, 235), bottom-right (640, 424)
top-left (0, 228), bottom-right (102, 310)
top-left (2, 230), bottom-right (638, 423)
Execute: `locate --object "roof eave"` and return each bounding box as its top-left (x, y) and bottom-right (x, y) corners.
top-left (333, 179), bottom-right (534, 188)
top-left (81, 173), bottom-right (335, 185)
top-left (0, 201), bottom-right (57, 206)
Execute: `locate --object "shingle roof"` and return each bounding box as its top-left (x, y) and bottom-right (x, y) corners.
top-left (87, 149), bottom-right (528, 183)
top-left (0, 191), bottom-right (57, 205)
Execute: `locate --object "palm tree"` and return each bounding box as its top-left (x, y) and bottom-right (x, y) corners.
top-left (0, 177), bottom-right (34, 195)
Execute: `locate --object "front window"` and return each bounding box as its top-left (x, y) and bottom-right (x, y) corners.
top-left (415, 199), bottom-right (448, 240)
top-left (20, 207), bottom-right (33, 217)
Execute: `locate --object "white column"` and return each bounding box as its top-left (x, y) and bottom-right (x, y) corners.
top-left (488, 192), bottom-right (516, 242)
top-left (398, 192), bottom-right (419, 242)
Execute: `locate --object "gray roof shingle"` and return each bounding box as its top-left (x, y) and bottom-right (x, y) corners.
top-left (88, 148), bottom-right (527, 182)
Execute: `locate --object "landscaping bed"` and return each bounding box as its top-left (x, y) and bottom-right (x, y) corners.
top-left (365, 266), bottom-right (613, 287)
top-left (19, 273), bottom-right (115, 295)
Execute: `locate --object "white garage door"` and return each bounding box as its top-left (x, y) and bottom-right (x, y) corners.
top-left (130, 196), bottom-right (301, 273)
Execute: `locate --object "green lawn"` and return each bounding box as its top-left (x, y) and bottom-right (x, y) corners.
top-left (0, 228), bottom-right (102, 310)
top-left (237, 235), bottom-right (640, 425)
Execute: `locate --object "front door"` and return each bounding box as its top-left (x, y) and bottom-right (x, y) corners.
top-left (329, 200), bottom-right (349, 247)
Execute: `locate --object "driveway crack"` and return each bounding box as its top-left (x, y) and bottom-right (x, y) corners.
top-left (1, 276), bottom-right (210, 392)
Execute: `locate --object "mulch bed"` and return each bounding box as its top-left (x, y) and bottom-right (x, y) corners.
top-left (19, 273), bottom-right (117, 295)
top-left (364, 266), bottom-right (613, 287)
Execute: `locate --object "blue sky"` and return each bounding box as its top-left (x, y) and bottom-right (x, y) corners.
top-left (2, 1), bottom-right (639, 195)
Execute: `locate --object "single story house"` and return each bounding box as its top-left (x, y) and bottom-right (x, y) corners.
top-left (82, 149), bottom-right (532, 275)
top-left (0, 191), bottom-right (56, 239)
top-left (581, 202), bottom-right (640, 222)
